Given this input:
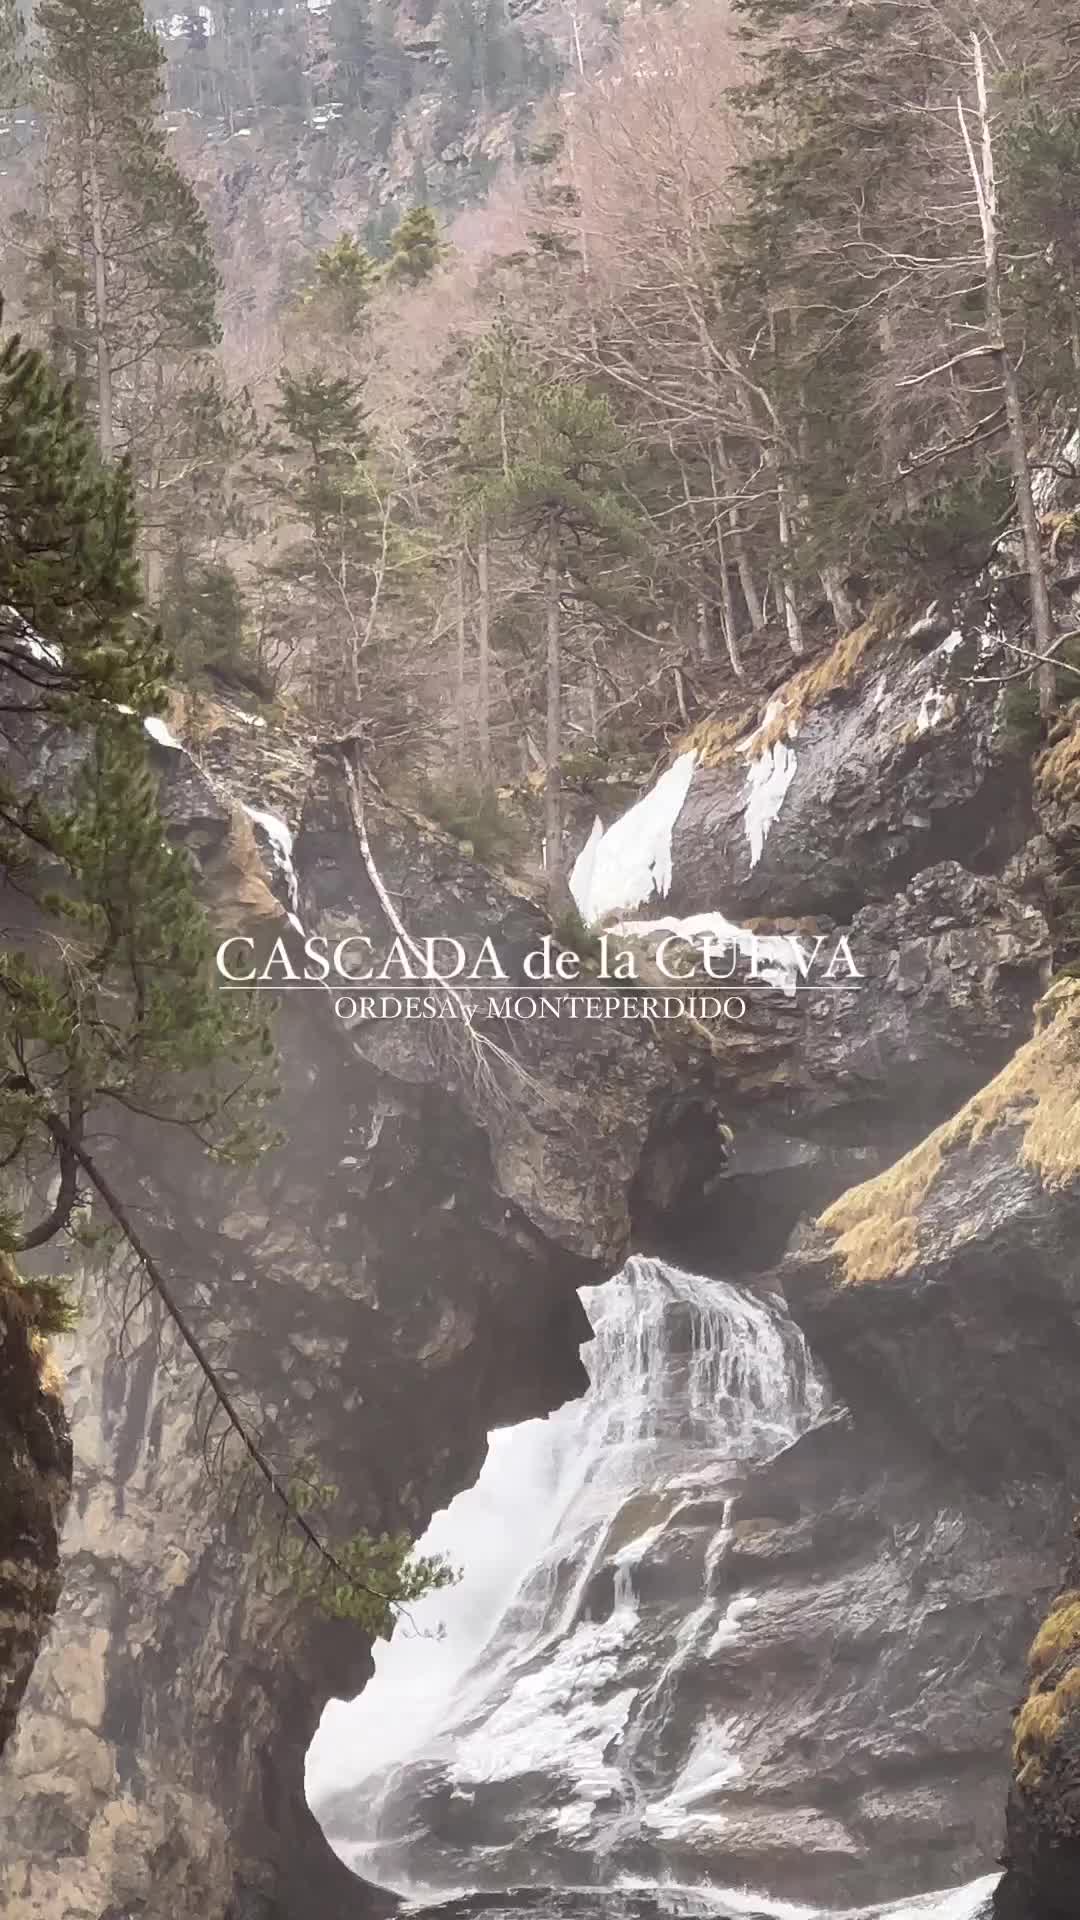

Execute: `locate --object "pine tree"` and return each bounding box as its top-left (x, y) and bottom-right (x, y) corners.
top-left (303, 232), bottom-right (381, 333)
top-left (386, 205), bottom-right (442, 287)
top-left (26, 0), bottom-right (221, 457)
top-left (461, 347), bottom-right (639, 879)
top-left (0, 308), bottom-right (275, 1258)
top-left (257, 367), bottom-right (390, 718)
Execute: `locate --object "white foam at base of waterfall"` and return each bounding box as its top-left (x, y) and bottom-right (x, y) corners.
top-left (389, 1874), bottom-right (999, 1920)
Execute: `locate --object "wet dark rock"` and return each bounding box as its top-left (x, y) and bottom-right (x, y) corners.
top-left (668, 623), bottom-right (1034, 924)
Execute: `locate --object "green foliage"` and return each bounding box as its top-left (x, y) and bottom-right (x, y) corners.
top-left (441, 0), bottom-right (526, 108)
top-left (551, 904), bottom-right (602, 966)
top-left (280, 1478), bottom-right (457, 1634)
top-left (304, 233), bottom-right (381, 332)
top-left (460, 334), bottom-right (641, 565)
top-left (0, 308), bottom-right (278, 1253)
top-left (31, 0), bottom-right (221, 411)
top-left (417, 777), bottom-right (526, 867)
top-left (160, 558), bottom-right (272, 700)
top-left (873, 474), bottom-right (1014, 589)
top-left (0, 1220), bottom-right (77, 1337)
top-left (386, 205), bottom-right (441, 286)
top-left (0, 317), bottom-right (165, 719)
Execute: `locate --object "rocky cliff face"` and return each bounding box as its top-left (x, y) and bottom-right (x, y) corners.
top-left (2, 595), bottom-right (1079, 1915)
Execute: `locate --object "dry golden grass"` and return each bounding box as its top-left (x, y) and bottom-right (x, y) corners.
top-left (1014, 1664), bottom-right (1080, 1785)
top-left (0, 1255), bottom-right (66, 1401)
top-left (680, 598), bottom-right (898, 770)
top-left (679, 707), bottom-right (756, 768)
top-left (757, 601), bottom-right (897, 752)
top-left (30, 1334), bottom-right (66, 1401)
top-left (819, 982), bottom-right (1080, 1285)
top-left (1038, 712), bottom-right (1080, 805)
top-left (1030, 1594), bottom-right (1080, 1677)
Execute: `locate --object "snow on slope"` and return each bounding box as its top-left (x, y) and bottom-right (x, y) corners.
top-left (570, 751), bottom-right (698, 924)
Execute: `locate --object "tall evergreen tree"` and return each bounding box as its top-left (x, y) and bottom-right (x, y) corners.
top-left (257, 367), bottom-right (389, 716)
top-left (386, 205), bottom-right (442, 287)
top-left (0, 309), bottom-right (274, 1255)
top-left (302, 232), bottom-right (381, 333)
top-left (462, 347), bottom-right (639, 878)
top-left (24, 0), bottom-right (220, 457)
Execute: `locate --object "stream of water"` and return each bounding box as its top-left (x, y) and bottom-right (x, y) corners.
top-left (306, 1259), bottom-right (999, 1920)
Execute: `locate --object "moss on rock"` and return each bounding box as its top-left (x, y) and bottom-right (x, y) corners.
top-left (819, 980), bottom-right (1080, 1285)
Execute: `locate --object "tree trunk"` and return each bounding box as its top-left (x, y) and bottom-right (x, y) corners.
top-left (776, 471), bottom-right (804, 655)
top-left (712, 518), bottom-right (743, 677)
top-left (821, 562), bottom-right (858, 635)
top-left (715, 435), bottom-right (764, 636)
top-left (694, 304), bottom-right (764, 636)
top-left (455, 546), bottom-right (467, 777)
top-left (960, 33), bottom-right (1055, 715)
top-left (544, 541), bottom-right (563, 881)
top-left (476, 524), bottom-right (493, 791)
top-left (86, 103), bottom-right (114, 457)
top-left (696, 598), bottom-right (711, 663)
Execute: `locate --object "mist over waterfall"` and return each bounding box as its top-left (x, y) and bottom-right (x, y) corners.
top-left (307, 1261), bottom-right (998, 1918)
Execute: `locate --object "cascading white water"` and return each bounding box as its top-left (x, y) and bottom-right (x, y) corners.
top-left (309, 1262), bottom-right (824, 1861)
top-left (306, 1260), bottom-right (1000, 1920)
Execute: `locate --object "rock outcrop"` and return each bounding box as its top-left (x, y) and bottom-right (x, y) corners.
top-left (777, 983), bottom-right (1080, 1915)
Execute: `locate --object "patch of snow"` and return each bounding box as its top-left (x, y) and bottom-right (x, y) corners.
top-left (1033, 426), bottom-right (1080, 511)
top-left (916, 688), bottom-right (952, 735)
top-left (232, 708), bottom-right (267, 729)
top-left (3, 605), bottom-right (63, 668)
top-left (905, 601), bottom-right (941, 642)
top-left (978, 617), bottom-right (1007, 658)
top-left (144, 714), bottom-right (184, 750)
top-left (569, 751), bottom-right (697, 925)
top-left (742, 738), bottom-right (797, 870)
top-left (937, 628), bottom-right (965, 656)
top-left (611, 910), bottom-right (803, 998)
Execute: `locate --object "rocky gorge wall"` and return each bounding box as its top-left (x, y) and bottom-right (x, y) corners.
top-left (3, 589), bottom-right (1080, 1915)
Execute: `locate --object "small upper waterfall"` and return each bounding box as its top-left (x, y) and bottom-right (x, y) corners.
top-left (306, 1261), bottom-right (998, 1920)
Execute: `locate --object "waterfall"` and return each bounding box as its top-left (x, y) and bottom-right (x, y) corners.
top-left (308, 1260), bottom-right (827, 1870)
top-left (306, 1262), bottom-right (999, 1920)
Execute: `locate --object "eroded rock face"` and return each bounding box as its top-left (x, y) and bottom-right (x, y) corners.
top-left (0, 1299), bottom-right (70, 1763)
top-left (669, 614), bottom-right (1035, 923)
top-left (774, 986), bottom-right (1080, 1915)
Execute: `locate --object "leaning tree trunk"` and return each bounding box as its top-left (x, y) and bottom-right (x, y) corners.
top-left (543, 540), bottom-right (563, 883)
top-left (85, 102), bottom-right (114, 458)
top-left (960, 32), bottom-right (1055, 716)
top-left (476, 524), bottom-right (493, 791)
top-left (455, 546), bottom-right (468, 778)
